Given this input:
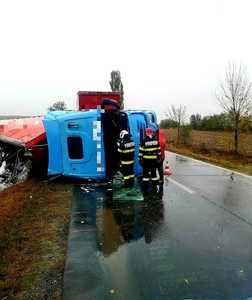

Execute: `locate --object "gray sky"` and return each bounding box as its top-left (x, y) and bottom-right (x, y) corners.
top-left (1, 0), bottom-right (252, 121)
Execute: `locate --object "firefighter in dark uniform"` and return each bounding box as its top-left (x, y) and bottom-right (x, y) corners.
top-left (118, 130), bottom-right (135, 187)
top-left (139, 127), bottom-right (161, 190)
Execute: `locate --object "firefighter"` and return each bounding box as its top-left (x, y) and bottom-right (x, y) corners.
top-left (139, 127), bottom-right (161, 190)
top-left (117, 130), bottom-right (135, 187)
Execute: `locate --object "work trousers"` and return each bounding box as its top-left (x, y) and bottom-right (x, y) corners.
top-left (121, 163), bottom-right (134, 187)
top-left (142, 160), bottom-right (159, 189)
top-left (157, 159), bottom-right (164, 183)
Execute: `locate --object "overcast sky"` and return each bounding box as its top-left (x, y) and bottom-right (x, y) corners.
top-left (1, 0), bottom-right (252, 120)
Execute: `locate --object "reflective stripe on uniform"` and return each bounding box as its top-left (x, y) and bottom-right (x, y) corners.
top-left (142, 178), bottom-right (149, 181)
top-left (121, 160), bottom-right (134, 165)
top-left (118, 148), bottom-right (134, 153)
top-left (143, 155), bottom-right (157, 159)
top-left (152, 177), bottom-right (159, 181)
top-left (124, 174), bottom-right (135, 180)
top-left (140, 147), bottom-right (161, 151)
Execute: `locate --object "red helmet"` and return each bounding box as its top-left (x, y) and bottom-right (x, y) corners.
top-left (145, 127), bottom-right (153, 138)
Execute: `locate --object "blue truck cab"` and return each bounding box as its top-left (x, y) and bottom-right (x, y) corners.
top-left (43, 109), bottom-right (158, 180)
top-left (43, 110), bottom-right (106, 179)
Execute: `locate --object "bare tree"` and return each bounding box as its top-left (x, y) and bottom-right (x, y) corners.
top-left (216, 62), bottom-right (252, 153)
top-left (110, 70), bottom-right (124, 106)
top-left (167, 105), bottom-right (187, 144)
top-left (48, 101), bottom-right (67, 111)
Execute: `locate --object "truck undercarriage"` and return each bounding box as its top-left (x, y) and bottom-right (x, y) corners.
top-left (0, 141), bottom-right (32, 189)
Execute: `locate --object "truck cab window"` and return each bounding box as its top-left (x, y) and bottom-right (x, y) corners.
top-left (67, 136), bottom-right (83, 159)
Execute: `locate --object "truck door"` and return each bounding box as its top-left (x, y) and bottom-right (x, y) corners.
top-left (101, 110), bottom-right (129, 179)
top-left (61, 111), bottom-right (105, 179)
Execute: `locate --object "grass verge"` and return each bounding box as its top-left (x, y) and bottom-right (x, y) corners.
top-left (0, 179), bottom-right (72, 300)
top-left (168, 144), bottom-right (252, 176)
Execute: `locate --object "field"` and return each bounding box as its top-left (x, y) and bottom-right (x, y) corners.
top-left (164, 129), bottom-right (252, 175)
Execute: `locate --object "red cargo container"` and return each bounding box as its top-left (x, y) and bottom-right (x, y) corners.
top-left (0, 117), bottom-right (47, 162)
top-left (78, 91), bottom-right (122, 110)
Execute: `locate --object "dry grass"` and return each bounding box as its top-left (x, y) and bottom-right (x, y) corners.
top-left (168, 144), bottom-right (252, 176)
top-left (164, 128), bottom-right (252, 156)
top-left (0, 179), bottom-right (72, 300)
top-left (164, 128), bottom-right (252, 175)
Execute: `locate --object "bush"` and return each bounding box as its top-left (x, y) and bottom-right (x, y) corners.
top-left (180, 125), bottom-right (192, 144)
top-left (159, 119), bottom-right (178, 129)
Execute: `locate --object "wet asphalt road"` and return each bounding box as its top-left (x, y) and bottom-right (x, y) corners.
top-left (64, 152), bottom-right (252, 300)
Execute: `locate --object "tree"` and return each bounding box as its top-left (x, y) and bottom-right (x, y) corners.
top-left (48, 101), bottom-right (67, 111)
top-left (110, 70), bottom-right (124, 107)
top-left (167, 105), bottom-right (187, 144)
top-left (190, 114), bottom-right (202, 129)
top-left (216, 63), bottom-right (252, 153)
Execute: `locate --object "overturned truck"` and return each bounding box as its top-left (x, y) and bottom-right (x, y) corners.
top-left (0, 91), bottom-right (165, 185)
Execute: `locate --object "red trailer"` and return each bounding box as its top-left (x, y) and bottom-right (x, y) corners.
top-left (0, 117), bottom-right (46, 159)
top-left (78, 91), bottom-right (122, 110)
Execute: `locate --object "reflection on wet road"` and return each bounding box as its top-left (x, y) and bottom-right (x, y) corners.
top-left (64, 152), bottom-right (252, 300)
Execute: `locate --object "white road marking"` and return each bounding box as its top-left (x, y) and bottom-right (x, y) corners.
top-left (166, 151), bottom-right (252, 179)
top-left (168, 177), bottom-right (195, 194)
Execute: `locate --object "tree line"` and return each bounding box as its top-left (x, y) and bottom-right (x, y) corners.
top-left (160, 112), bottom-right (252, 132)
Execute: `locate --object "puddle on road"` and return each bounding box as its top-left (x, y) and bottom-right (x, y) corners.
top-left (64, 183), bottom-right (252, 300)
